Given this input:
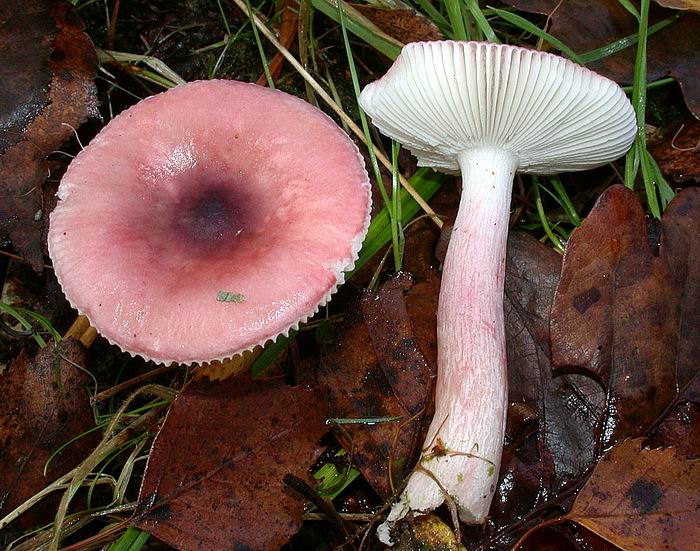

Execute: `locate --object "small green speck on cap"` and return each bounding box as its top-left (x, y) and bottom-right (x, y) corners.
top-left (217, 291), bottom-right (245, 303)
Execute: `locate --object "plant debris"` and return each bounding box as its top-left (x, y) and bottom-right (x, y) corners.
top-left (134, 374), bottom-right (327, 551)
top-left (649, 118), bottom-right (700, 184)
top-left (319, 273), bottom-right (437, 498)
top-left (0, 0), bottom-right (97, 271)
top-left (551, 185), bottom-right (700, 449)
top-left (0, 339), bottom-right (96, 530)
top-left (564, 438), bottom-right (700, 551)
top-left (350, 5), bottom-right (443, 43)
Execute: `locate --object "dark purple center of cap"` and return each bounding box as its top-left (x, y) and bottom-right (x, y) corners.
top-left (172, 183), bottom-right (251, 250)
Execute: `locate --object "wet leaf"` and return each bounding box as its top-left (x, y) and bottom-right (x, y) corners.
top-left (551, 186), bottom-right (700, 449)
top-left (319, 272), bottom-right (437, 498)
top-left (648, 402), bottom-right (700, 458)
top-left (654, 0), bottom-right (700, 12)
top-left (0, 339), bottom-right (96, 526)
top-left (134, 375), bottom-right (327, 551)
top-left (648, 119), bottom-right (700, 184)
top-left (501, 0), bottom-right (700, 117)
top-left (0, 0), bottom-right (98, 270)
top-left (350, 5), bottom-right (442, 43)
top-left (491, 233), bottom-right (605, 531)
top-left (565, 438), bottom-right (700, 551)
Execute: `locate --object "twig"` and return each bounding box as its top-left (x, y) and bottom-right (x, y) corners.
top-left (58, 521), bottom-right (129, 551)
top-left (303, 512), bottom-right (380, 522)
top-left (93, 364), bottom-right (180, 403)
top-left (283, 474), bottom-right (353, 545)
top-left (0, 249), bottom-right (54, 270)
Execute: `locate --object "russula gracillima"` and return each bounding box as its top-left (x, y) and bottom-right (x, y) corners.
top-left (49, 80), bottom-right (371, 365)
top-left (359, 41), bottom-right (636, 538)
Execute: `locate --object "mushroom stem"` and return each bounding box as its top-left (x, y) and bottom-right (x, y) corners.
top-left (385, 148), bottom-right (516, 531)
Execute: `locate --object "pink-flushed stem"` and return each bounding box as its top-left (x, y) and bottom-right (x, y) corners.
top-left (380, 148), bottom-right (517, 539)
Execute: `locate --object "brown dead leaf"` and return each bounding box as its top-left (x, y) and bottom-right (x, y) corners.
top-left (487, 233), bottom-right (605, 536)
top-left (319, 273), bottom-right (437, 498)
top-left (648, 119), bottom-right (700, 184)
top-left (134, 375), bottom-right (327, 551)
top-left (551, 186), bottom-right (700, 449)
top-left (0, 339), bottom-right (96, 526)
top-left (350, 5), bottom-right (442, 43)
top-left (565, 438), bottom-right (700, 551)
top-left (654, 0), bottom-right (700, 12)
top-left (0, 0), bottom-right (97, 271)
top-left (648, 402), bottom-right (700, 458)
top-left (501, 0), bottom-right (700, 118)
top-left (509, 232), bottom-right (606, 446)
top-left (661, 187), bottom-right (700, 390)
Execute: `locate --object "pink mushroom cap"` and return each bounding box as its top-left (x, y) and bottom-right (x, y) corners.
top-left (49, 80), bottom-right (371, 365)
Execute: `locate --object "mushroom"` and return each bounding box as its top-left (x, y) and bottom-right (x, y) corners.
top-left (49, 80), bottom-right (371, 365)
top-left (359, 41), bottom-right (636, 536)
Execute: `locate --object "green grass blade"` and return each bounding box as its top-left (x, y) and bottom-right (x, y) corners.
top-left (245, 0), bottom-right (275, 88)
top-left (351, 168), bottom-right (444, 277)
top-left (579, 13), bottom-right (680, 64)
top-left (311, 0), bottom-right (402, 59)
top-left (16, 308), bottom-right (62, 342)
top-left (250, 332), bottom-right (295, 377)
top-left (621, 76), bottom-right (675, 93)
top-left (533, 179), bottom-right (564, 252)
top-left (622, 0), bottom-right (672, 219)
top-left (489, 7), bottom-right (584, 64)
top-left (410, 0), bottom-right (451, 34)
top-left (546, 176), bottom-right (581, 226)
top-left (464, 0), bottom-right (499, 43)
top-left (390, 141), bottom-right (404, 271)
top-left (108, 527), bottom-right (150, 551)
top-left (0, 302), bottom-right (48, 347)
top-left (638, 142), bottom-right (661, 219)
top-left (647, 150), bottom-right (676, 208)
top-left (314, 450), bottom-right (360, 500)
top-left (336, 0), bottom-right (401, 266)
top-left (445, 0), bottom-right (468, 40)
top-left (96, 50), bottom-right (185, 87)
top-left (617, 0), bottom-right (640, 20)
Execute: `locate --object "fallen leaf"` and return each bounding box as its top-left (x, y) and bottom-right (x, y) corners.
top-left (501, 0), bottom-right (700, 118)
top-left (488, 233), bottom-right (605, 536)
top-left (350, 5), bottom-right (442, 43)
top-left (565, 438), bottom-right (700, 551)
top-left (551, 185), bottom-right (700, 449)
top-left (0, 339), bottom-right (96, 526)
top-left (648, 402), bottom-right (700, 458)
top-left (648, 119), bottom-right (700, 184)
top-left (660, 187), bottom-right (700, 390)
top-left (319, 273), bottom-right (437, 498)
top-left (654, 0), bottom-right (700, 12)
top-left (0, 0), bottom-right (98, 270)
top-left (134, 374), bottom-right (327, 551)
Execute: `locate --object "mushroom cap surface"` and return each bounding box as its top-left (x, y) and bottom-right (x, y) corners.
top-left (359, 41), bottom-right (636, 174)
top-left (49, 80), bottom-right (371, 365)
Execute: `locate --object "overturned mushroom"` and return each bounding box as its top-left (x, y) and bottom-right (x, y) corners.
top-left (360, 41), bottom-right (636, 536)
top-left (49, 80), bottom-right (371, 365)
